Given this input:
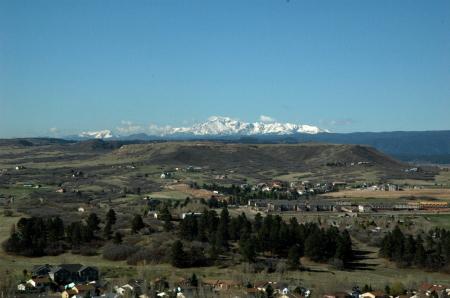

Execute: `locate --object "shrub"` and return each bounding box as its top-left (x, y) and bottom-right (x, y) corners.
top-left (329, 258), bottom-right (345, 270)
top-left (126, 248), bottom-right (170, 265)
top-left (102, 243), bottom-right (139, 261)
top-left (125, 235), bottom-right (143, 245)
top-left (44, 243), bottom-right (64, 256)
top-left (80, 245), bottom-right (98, 256)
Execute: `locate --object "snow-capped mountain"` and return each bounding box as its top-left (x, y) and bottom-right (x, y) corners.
top-left (63, 130), bottom-right (121, 140)
top-left (161, 117), bottom-right (330, 137)
top-left (78, 130), bottom-right (121, 139)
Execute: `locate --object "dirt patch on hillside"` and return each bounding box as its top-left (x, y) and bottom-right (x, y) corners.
top-left (166, 183), bottom-right (231, 201)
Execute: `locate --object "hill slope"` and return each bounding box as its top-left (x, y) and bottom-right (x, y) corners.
top-left (109, 142), bottom-right (436, 183)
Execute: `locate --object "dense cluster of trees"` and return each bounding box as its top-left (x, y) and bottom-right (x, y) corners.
top-left (2, 217), bottom-right (65, 256)
top-left (379, 225), bottom-right (450, 272)
top-left (2, 210), bottom-right (126, 257)
top-left (169, 240), bottom-right (209, 268)
top-left (176, 208), bottom-right (353, 268)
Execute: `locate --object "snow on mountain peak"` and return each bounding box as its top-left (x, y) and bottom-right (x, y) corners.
top-left (78, 130), bottom-right (121, 139)
top-left (161, 118), bottom-right (330, 136)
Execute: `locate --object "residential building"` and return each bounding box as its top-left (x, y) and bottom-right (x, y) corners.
top-left (49, 264), bottom-right (99, 282)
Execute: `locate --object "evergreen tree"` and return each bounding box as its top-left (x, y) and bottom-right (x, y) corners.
top-left (405, 234), bottom-right (416, 255)
top-left (113, 232), bottom-right (123, 244)
top-left (86, 213), bottom-right (101, 232)
top-left (190, 273), bottom-right (198, 287)
top-left (304, 228), bottom-right (326, 262)
top-left (170, 240), bottom-right (185, 268)
top-left (215, 209), bottom-right (230, 250)
top-left (103, 223), bottom-right (113, 238)
top-left (160, 205), bottom-right (172, 222)
top-left (241, 239), bottom-right (256, 263)
top-left (414, 243), bottom-right (426, 268)
top-left (163, 217), bottom-right (174, 232)
top-left (131, 215), bottom-right (145, 234)
top-left (265, 284), bottom-right (274, 298)
top-left (253, 213), bottom-right (263, 233)
top-left (287, 245), bottom-right (302, 270)
top-left (106, 209), bottom-right (117, 226)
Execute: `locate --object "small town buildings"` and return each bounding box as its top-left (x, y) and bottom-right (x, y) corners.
top-left (17, 282), bottom-right (36, 293)
top-left (419, 284), bottom-right (448, 296)
top-left (395, 202), bottom-right (419, 211)
top-left (335, 200), bottom-right (351, 206)
top-left (370, 202), bottom-right (394, 210)
top-left (388, 184), bottom-right (399, 191)
top-left (361, 291), bottom-right (389, 298)
top-left (28, 278), bottom-right (52, 290)
top-left (48, 264), bottom-right (99, 282)
top-left (33, 264), bottom-right (53, 278)
top-left (72, 285), bottom-right (96, 295)
top-left (420, 202), bottom-right (448, 209)
top-left (78, 207), bottom-right (94, 212)
top-left (359, 204), bottom-right (372, 212)
top-left (161, 173), bottom-right (172, 179)
top-left (181, 213), bottom-right (202, 219)
top-left (62, 289), bottom-right (77, 298)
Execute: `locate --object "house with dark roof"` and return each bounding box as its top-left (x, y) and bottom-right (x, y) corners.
top-left (33, 264), bottom-right (53, 278)
top-left (49, 264), bottom-right (99, 282)
top-left (370, 202), bottom-right (394, 210)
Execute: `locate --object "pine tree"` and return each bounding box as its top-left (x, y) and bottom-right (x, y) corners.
top-left (131, 215), bottom-right (145, 234)
top-left (103, 223), bottom-right (112, 238)
top-left (190, 273), bottom-right (198, 287)
top-left (106, 209), bottom-right (117, 226)
top-left (86, 213), bottom-right (101, 232)
top-left (287, 245), bottom-right (302, 270)
top-left (113, 232), bottom-right (123, 244)
top-left (414, 243), bottom-right (426, 268)
top-left (163, 217), bottom-right (174, 232)
top-left (170, 240), bottom-right (185, 268)
top-left (241, 239), bottom-right (256, 263)
top-left (266, 284), bottom-right (274, 298)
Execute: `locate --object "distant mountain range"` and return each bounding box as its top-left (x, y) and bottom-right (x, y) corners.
top-left (63, 117), bottom-right (330, 140)
top-left (162, 117), bottom-right (330, 136)
top-left (64, 130), bottom-right (121, 141)
top-left (60, 118), bottom-right (450, 155)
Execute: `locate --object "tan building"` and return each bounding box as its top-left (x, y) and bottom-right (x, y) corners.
top-left (361, 291), bottom-right (389, 298)
top-left (420, 202), bottom-right (448, 209)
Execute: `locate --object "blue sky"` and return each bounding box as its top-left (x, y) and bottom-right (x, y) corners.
top-left (1, 1), bottom-right (449, 138)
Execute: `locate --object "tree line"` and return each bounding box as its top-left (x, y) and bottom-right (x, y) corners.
top-left (175, 208), bottom-right (353, 269)
top-left (379, 225), bottom-right (450, 272)
top-left (2, 209), bottom-right (128, 257)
